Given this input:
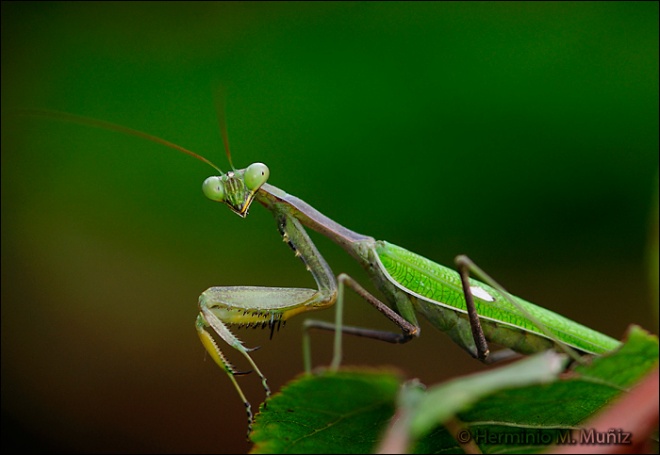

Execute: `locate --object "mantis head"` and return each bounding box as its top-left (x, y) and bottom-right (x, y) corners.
top-left (14, 109), bottom-right (270, 217)
top-left (202, 163), bottom-right (270, 217)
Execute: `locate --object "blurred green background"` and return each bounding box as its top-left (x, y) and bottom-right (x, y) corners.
top-left (2, 2), bottom-right (658, 453)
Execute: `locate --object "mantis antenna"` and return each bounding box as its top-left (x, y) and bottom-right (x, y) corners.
top-left (10, 108), bottom-right (225, 174)
top-left (214, 88), bottom-right (236, 171)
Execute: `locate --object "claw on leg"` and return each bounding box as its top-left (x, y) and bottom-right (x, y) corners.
top-left (196, 314), bottom-right (267, 436)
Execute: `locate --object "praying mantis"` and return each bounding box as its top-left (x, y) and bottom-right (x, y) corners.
top-left (15, 109), bottom-right (622, 434)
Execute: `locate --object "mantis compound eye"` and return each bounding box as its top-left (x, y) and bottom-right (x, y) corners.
top-left (244, 163), bottom-right (270, 192)
top-left (202, 176), bottom-right (226, 202)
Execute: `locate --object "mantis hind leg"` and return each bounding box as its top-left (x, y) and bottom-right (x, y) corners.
top-left (302, 273), bottom-right (419, 373)
top-left (455, 255), bottom-right (527, 364)
top-left (454, 255), bottom-right (576, 364)
top-left (455, 255), bottom-right (492, 362)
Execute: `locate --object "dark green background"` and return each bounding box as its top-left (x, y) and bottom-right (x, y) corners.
top-left (2, 2), bottom-right (658, 453)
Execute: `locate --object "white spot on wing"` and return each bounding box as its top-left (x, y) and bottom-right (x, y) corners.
top-left (470, 286), bottom-right (495, 302)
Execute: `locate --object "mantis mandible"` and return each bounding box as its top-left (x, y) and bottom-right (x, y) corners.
top-left (16, 109), bottom-right (622, 434)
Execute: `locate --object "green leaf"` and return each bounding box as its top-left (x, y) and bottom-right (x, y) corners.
top-left (250, 368), bottom-right (403, 454)
top-left (408, 350), bottom-right (568, 438)
top-left (250, 326), bottom-right (658, 454)
top-left (408, 325), bottom-right (659, 453)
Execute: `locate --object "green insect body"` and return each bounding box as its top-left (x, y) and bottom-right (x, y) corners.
top-left (15, 109), bottom-right (623, 437)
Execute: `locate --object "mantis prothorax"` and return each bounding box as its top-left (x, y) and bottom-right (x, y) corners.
top-left (16, 109), bottom-right (622, 435)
